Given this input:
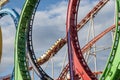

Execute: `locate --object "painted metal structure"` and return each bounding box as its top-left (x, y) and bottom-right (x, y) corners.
top-left (26, 0), bottom-right (53, 79)
top-left (66, 0), bottom-right (120, 79)
top-left (100, 0), bottom-right (120, 79)
top-left (58, 23), bottom-right (117, 80)
top-left (14, 0), bottom-right (36, 79)
top-left (0, 8), bottom-right (19, 80)
top-left (14, 0), bottom-right (53, 79)
top-left (66, 0), bottom-right (97, 79)
top-left (0, 8), bottom-right (19, 62)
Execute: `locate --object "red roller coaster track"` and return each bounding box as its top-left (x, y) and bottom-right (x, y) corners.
top-left (66, 0), bottom-right (97, 79)
top-left (58, 23), bottom-right (117, 80)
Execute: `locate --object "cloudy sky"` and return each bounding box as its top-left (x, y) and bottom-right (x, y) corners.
top-left (0, 0), bottom-right (115, 79)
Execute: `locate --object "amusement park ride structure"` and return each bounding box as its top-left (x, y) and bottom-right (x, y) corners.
top-left (0, 0), bottom-right (120, 80)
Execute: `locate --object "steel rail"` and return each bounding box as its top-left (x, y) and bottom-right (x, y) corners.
top-left (66, 0), bottom-right (97, 79)
top-left (100, 0), bottom-right (120, 79)
top-left (58, 23), bottom-right (117, 80)
top-left (14, 0), bottom-right (36, 79)
top-left (0, 8), bottom-right (19, 80)
top-left (26, 0), bottom-right (53, 79)
top-left (15, 0), bottom-right (53, 79)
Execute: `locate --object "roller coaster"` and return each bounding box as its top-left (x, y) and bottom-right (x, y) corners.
top-left (0, 0), bottom-right (120, 80)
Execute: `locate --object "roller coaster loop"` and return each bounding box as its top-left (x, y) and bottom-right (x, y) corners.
top-left (0, 8), bottom-right (19, 61)
top-left (66, 0), bottom-right (97, 79)
top-left (66, 0), bottom-right (120, 79)
top-left (100, 0), bottom-right (120, 79)
top-left (58, 22), bottom-right (118, 80)
top-left (0, 8), bottom-right (19, 80)
top-left (15, 0), bottom-right (53, 79)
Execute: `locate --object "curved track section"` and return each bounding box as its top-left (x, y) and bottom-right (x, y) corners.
top-left (100, 0), bottom-right (120, 79)
top-left (14, 0), bottom-right (35, 79)
top-left (15, 0), bottom-right (52, 79)
top-left (26, 0), bottom-right (53, 79)
top-left (0, 8), bottom-right (19, 80)
top-left (0, 8), bottom-right (19, 62)
top-left (58, 23), bottom-right (118, 80)
top-left (0, 8), bottom-right (19, 27)
top-left (37, 0), bottom-right (109, 65)
top-left (66, 0), bottom-right (97, 79)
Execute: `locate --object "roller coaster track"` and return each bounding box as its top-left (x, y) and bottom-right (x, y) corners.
top-left (3, 22), bottom-right (118, 80)
top-left (15, 0), bottom-right (53, 79)
top-left (66, 0), bottom-right (97, 79)
top-left (100, 0), bottom-right (120, 79)
top-left (26, 0), bottom-right (53, 79)
top-left (0, 8), bottom-right (19, 80)
top-left (58, 23), bottom-right (118, 80)
top-left (37, 0), bottom-right (109, 66)
top-left (0, 8), bottom-right (19, 27)
top-left (67, 0), bottom-right (120, 79)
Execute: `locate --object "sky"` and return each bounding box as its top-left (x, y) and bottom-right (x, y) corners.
top-left (0, 0), bottom-right (115, 79)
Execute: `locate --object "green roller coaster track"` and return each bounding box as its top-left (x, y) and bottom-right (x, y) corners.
top-left (14, 0), bottom-right (38, 80)
top-left (100, 0), bottom-right (120, 79)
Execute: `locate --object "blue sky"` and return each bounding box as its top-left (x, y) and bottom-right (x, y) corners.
top-left (0, 0), bottom-right (115, 79)
top-left (4, 0), bottom-right (24, 9)
top-left (4, 0), bottom-right (66, 10)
